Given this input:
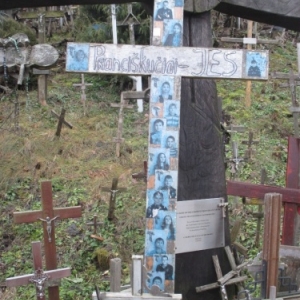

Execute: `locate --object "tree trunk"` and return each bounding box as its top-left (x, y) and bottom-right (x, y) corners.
top-left (175, 11), bottom-right (232, 300)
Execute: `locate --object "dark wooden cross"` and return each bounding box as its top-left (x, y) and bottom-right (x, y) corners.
top-left (6, 241), bottom-right (71, 300)
top-left (51, 108), bottom-right (73, 137)
top-left (73, 74), bottom-right (93, 116)
top-left (132, 160), bottom-right (148, 183)
top-left (101, 178), bottom-right (126, 221)
top-left (110, 93), bottom-right (134, 157)
top-left (87, 215), bottom-right (104, 241)
top-left (13, 181), bottom-right (82, 300)
top-left (241, 131), bottom-right (259, 159)
top-left (271, 69), bottom-right (300, 137)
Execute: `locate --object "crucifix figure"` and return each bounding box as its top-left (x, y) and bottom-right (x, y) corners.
top-left (6, 241), bottom-right (71, 300)
top-left (13, 181), bottom-right (81, 300)
top-left (38, 215), bottom-right (59, 242)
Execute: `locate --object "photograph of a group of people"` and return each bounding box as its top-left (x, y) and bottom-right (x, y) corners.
top-left (153, 0), bottom-right (184, 46)
top-left (145, 74), bottom-right (179, 292)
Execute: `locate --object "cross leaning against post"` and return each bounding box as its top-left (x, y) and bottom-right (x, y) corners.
top-left (13, 181), bottom-right (82, 300)
top-left (6, 241), bottom-right (71, 300)
top-left (66, 0), bottom-right (268, 294)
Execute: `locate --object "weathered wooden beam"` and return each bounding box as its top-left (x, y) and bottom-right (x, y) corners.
top-left (227, 180), bottom-right (300, 205)
top-left (263, 193), bottom-right (282, 299)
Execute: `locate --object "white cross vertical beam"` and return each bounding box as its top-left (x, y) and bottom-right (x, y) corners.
top-left (297, 43), bottom-right (300, 75)
top-left (144, 0), bottom-right (184, 294)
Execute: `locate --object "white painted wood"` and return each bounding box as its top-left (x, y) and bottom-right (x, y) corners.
top-left (269, 286), bottom-right (276, 300)
top-left (111, 5), bottom-right (118, 45)
top-left (243, 37), bottom-right (257, 44)
top-left (131, 255), bottom-right (143, 295)
top-left (95, 292), bottom-right (182, 300)
top-left (297, 43), bottom-right (300, 75)
top-left (66, 43), bottom-right (269, 80)
top-left (110, 258), bottom-right (122, 292)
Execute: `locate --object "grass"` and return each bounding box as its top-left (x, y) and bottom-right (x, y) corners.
top-left (0, 17), bottom-right (299, 299)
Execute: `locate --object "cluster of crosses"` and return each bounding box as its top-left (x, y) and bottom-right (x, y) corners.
top-left (1, 0), bottom-right (300, 299)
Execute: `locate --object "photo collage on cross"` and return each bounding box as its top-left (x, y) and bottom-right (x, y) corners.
top-left (144, 0), bottom-right (184, 292)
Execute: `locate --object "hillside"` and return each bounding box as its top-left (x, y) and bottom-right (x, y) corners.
top-left (0, 9), bottom-right (299, 300)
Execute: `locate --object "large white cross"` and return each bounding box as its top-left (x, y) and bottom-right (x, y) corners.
top-left (66, 1), bottom-right (269, 294)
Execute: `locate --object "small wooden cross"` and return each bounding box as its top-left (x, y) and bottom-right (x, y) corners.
top-left (117, 3), bottom-right (140, 45)
top-left (226, 141), bottom-right (247, 178)
top-left (51, 108), bottom-right (73, 137)
top-left (73, 74), bottom-right (93, 116)
top-left (132, 160), bottom-right (148, 183)
top-left (195, 246), bottom-right (248, 299)
top-left (87, 215), bottom-right (104, 241)
top-left (241, 131), bottom-right (259, 159)
top-left (111, 93), bottom-right (134, 157)
top-left (102, 178), bottom-right (127, 221)
top-left (13, 181), bottom-right (81, 300)
top-left (6, 241), bottom-right (71, 300)
top-left (271, 68), bottom-right (300, 137)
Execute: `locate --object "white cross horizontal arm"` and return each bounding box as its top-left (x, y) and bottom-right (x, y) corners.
top-left (66, 43), bottom-right (269, 80)
top-left (6, 267), bottom-right (71, 287)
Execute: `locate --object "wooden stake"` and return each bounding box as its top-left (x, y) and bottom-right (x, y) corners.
top-left (245, 20), bottom-right (253, 107)
top-left (262, 193), bottom-right (282, 298)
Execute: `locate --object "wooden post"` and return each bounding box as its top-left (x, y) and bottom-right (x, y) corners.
top-left (282, 136), bottom-right (300, 245)
top-left (297, 43), bottom-right (300, 74)
top-left (73, 74), bottom-right (92, 116)
top-left (110, 258), bottom-right (121, 292)
top-left (132, 255), bottom-right (143, 295)
top-left (102, 178), bottom-right (126, 221)
top-left (262, 193), bottom-right (282, 298)
top-left (51, 108), bottom-right (73, 137)
top-left (111, 93), bottom-right (134, 157)
top-left (132, 161), bottom-right (148, 182)
top-left (13, 181), bottom-right (82, 300)
top-left (245, 20), bottom-right (253, 107)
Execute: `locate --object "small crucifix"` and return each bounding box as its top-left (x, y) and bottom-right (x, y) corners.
top-left (241, 131), bottom-right (259, 160)
top-left (6, 241), bottom-right (71, 300)
top-left (13, 181), bottom-right (81, 300)
top-left (51, 108), bottom-right (73, 137)
top-left (87, 215), bottom-right (104, 241)
top-left (111, 93), bottom-right (134, 157)
top-left (73, 74), bottom-right (92, 116)
top-left (102, 178), bottom-right (126, 221)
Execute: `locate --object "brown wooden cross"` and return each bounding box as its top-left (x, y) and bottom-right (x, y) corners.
top-left (87, 215), bottom-right (104, 241)
top-left (110, 93), bottom-right (134, 157)
top-left (101, 178), bottom-right (126, 221)
top-left (51, 108), bottom-right (73, 137)
top-left (6, 241), bottom-right (71, 300)
top-left (132, 160), bottom-right (148, 183)
top-left (73, 74), bottom-right (93, 116)
top-left (13, 181), bottom-right (82, 300)
top-left (241, 131), bottom-right (259, 160)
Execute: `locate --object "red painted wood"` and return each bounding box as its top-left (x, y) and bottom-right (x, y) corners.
top-left (227, 180), bottom-right (300, 204)
top-left (282, 137), bottom-right (300, 245)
